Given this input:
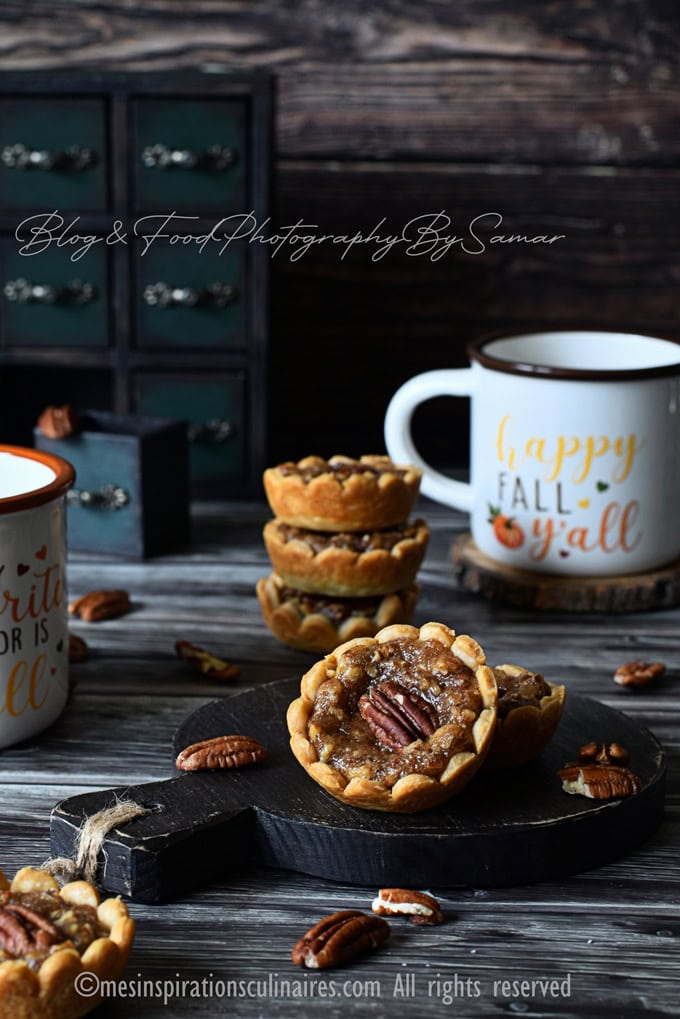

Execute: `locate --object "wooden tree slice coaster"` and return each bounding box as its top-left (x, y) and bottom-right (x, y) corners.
top-left (452, 533), bottom-right (680, 613)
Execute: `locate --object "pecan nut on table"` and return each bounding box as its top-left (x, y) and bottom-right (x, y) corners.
top-left (68, 590), bottom-right (131, 622)
top-left (614, 660), bottom-right (666, 688)
top-left (291, 910), bottom-right (390, 969)
top-left (68, 632), bottom-right (89, 663)
top-left (175, 640), bottom-right (241, 682)
top-left (371, 888), bottom-right (443, 925)
top-left (175, 735), bottom-right (267, 772)
top-left (558, 741), bottom-right (641, 800)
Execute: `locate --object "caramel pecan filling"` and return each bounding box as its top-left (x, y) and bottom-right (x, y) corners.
top-left (309, 639), bottom-right (483, 785)
top-left (494, 667), bottom-right (552, 719)
top-left (275, 520), bottom-right (423, 555)
top-left (277, 458), bottom-right (407, 483)
top-left (0, 890), bottom-right (107, 969)
top-left (279, 585), bottom-right (387, 625)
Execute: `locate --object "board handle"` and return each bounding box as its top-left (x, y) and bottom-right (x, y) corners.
top-left (50, 774), bottom-right (254, 903)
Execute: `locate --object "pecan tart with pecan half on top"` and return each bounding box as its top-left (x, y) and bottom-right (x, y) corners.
top-left (263, 455), bottom-right (422, 532)
top-left (263, 518), bottom-right (429, 597)
top-left (0, 866), bottom-right (134, 1019)
top-left (484, 663), bottom-right (566, 769)
top-left (287, 622), bottom-right (498, 812)
top-left (257, 573), bottom-right (419, 654)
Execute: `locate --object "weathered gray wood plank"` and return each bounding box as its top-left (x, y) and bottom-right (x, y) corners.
top-left (1, 501), bottom-right (678, 1016)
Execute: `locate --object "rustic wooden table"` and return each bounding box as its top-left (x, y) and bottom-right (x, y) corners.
top-left (1, 502), bottom-right (678, 1018)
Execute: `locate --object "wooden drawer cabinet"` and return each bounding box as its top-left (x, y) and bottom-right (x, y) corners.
top-left (0, 238), bottom-right (110, 347)
top-left (0, 70), bottom-right (271, 498)
top-left (134, 371), bottom-right (246, 487)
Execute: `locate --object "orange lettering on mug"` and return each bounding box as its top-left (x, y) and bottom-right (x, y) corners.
top-left (496, 414), bottom-right (644, 485)
top-left (530, 500), bottom-right (642, 560)
top-left (0, 565), bottom-right (63, 623)
top-left (612, 436), bottom-right (642, 483)
top-left (530, 517), bottom-right (557, 561)
top-left (2, 654), bottom-right (49, 716)
top-left (571, 436), bottom-right (610, 484)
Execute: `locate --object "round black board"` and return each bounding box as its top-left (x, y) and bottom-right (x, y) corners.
top-left (50, 678), bottom-right (666, 903)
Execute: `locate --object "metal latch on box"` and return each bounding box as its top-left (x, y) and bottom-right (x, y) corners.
top-left (67, 485), bottom-right (130, 510)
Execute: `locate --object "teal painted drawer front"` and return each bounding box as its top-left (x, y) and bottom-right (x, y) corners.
top-left (34, 411), bottom-right (190, 558)
top-left (0, 239), bottom-right (110, 347)
top-left (133, 99), bottom-right (246, 212)
top-left (135, 241), bottom-right (245, 349)
top-left (134, 372), bottom-right (245, 486)
top-left (0, 97), bottom-right (108, 212)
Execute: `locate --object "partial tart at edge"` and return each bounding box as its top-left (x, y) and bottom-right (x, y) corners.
top-left (0, 866), bottom-right (134, 1019)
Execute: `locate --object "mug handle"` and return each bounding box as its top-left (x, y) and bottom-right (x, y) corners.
top-left (384, 369), bottom-right (475, 512)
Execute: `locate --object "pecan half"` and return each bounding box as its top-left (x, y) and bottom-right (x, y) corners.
top-left (359, 680), bottom-right (438, 750)
top-left (175, 640), bottom-right (241, 682)
top-left (175, 734), bottom-right (267, 772)
top-left (614, 660), bottom-right (665, 688)
top-left (37, 404), bottom-right (79, 440)
top-left (5, 903), bottom-right (63, 944)
top-left (69, 590), bottom-right (131, 622)
top-left (0, 908), bottom-right (33, 956)
top-left (558, 762), bottom-right (641, 800)
top-left (578, 742), bottom-right (630, 766)
top-left (292, 910), bottom-right (390, 969)
top-left (68, 632), bottom-right (89, 663)
top-left (371, 888), bottom-right (443, 926)
top-left (0, 901), bottom-right (66, 957)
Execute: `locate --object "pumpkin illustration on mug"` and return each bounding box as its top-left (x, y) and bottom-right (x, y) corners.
top-left (488, 504), bottom-right (525, 549)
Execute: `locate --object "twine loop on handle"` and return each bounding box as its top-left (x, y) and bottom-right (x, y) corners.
top-left (42, 798), bottom-right (151, 886)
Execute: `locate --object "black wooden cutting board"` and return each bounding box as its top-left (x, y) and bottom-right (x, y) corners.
top-left (50, 679), bottom-right (665, 903)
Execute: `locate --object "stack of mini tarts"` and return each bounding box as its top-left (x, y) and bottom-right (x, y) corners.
top-left (257, 455), bottom-right (428, 653)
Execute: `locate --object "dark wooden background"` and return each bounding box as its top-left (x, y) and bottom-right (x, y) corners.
top-left (0, 1), bottom-right (679, 465)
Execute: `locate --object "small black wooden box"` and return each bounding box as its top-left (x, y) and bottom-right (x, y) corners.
top-left (34, 410), bottom-right (189, 559)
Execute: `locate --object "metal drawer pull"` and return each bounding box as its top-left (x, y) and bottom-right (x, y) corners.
top-left (141, 144), bottom-right (235, 170)
top-left (188, 418), bottom-right (233, 443)
top-left (143, 282), bottom-right (236, 308)
top-left (1, 144), bottom-right (96, 171)
top-left (67, 484), bottom-right (130, 510)
top-left (4, 278), bottom-right (97, 305)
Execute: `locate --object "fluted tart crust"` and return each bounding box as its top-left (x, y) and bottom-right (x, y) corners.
top-left (256, 573), bottom-right (418, 654)
top-left (263, 455), bottom-right (422, 532)
top-left (263, 518), bottom-right (429, 597)
top-left (484, 663), bottom-right (566, 769)
top-left (287, 622), bottom-right (498, 812)
top-left (0, 866), bottom-right (134, 1019)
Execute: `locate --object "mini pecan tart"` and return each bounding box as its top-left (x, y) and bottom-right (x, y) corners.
top-left (263, 455), bottom-right (422, 532)
top-left (286, 622), bottom-right (497, 812)
top-left (0, 866), bottom-right (134, 1019)
top-left (256, 573), bottom-right (419, 654)
top-left (263, 518), bottom-right (429, 597)
top-left (484, 663), bottom-right (566, 769)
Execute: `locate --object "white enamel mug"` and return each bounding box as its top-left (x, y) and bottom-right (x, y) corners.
top-left (0, 445), bottom-right (75, 747)
top-left (385, 331), bottom-right (680, 576)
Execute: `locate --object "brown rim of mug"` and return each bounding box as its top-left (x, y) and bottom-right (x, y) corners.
top-left (467, 330), bottom-right (680, 381)
top-left (0, 444), bottom-right (75, 516)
